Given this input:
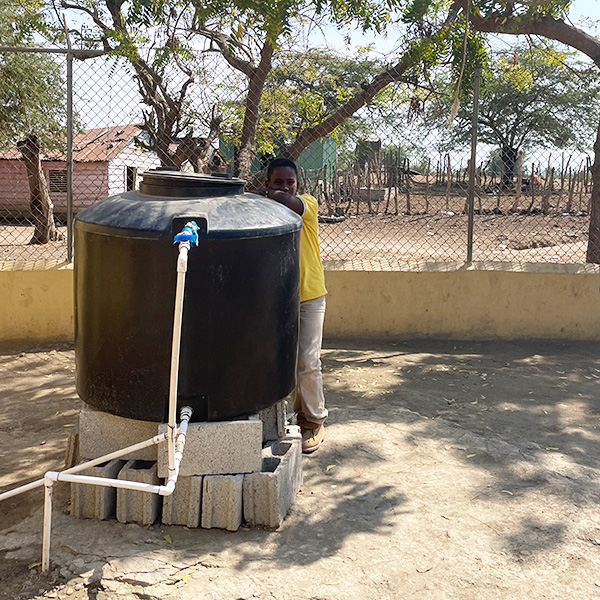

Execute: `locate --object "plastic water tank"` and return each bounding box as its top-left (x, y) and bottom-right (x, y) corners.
top-left (74, 170), bottom-right (302, 422)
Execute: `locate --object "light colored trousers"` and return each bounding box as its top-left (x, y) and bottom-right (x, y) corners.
top-left (293, 295), bottom-right (328, 425)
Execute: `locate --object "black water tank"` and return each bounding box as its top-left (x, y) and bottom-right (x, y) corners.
top-left (74, 170), bottom-right (302, 422)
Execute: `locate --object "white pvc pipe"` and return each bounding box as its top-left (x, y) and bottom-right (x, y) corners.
top-left (168, 242), bottom-right (190, 474)
top-left (3, 237), bottom-right (195, 505)
top-left (0, 431), bottom-right (169, 502)
top-left (42, 478), bottom-right (54, 572)
top-left (39, 406), bottom-right (192, 571)
top-left (163, 406), bottom-right (192, 494)
top-left (47, 472), bottom-right (164, 493)
top-left (29, 232), bottom-right (196, 573)
top-left (41, 471), bottom-right (161, 573)
top-left (45, 407), bottom-right (193, 496)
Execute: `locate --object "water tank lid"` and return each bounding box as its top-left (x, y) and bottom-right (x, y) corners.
top-left (75, 167), bottom-right (302, 239)
top-left (140, 170), bottom-right (246, 197)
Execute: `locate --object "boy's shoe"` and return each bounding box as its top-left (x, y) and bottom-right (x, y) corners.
top-left (300, 422), bottom-right (325, 454)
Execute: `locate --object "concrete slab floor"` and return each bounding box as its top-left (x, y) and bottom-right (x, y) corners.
top-left (1, 339), bottom-right (600, 600)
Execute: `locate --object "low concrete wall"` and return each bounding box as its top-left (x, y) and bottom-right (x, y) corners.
top-left (0, 260), bottom-right (74, 346)
top-left (2, 260), bottom-right (600, 345)
top-left (324, 262), bottom-right (600, 340)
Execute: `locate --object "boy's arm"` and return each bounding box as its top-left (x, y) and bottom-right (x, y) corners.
top-left (259, 189), bottom-right (305, 215)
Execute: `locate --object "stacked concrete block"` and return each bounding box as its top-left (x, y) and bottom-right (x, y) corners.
top-left (243, 438), bottom-right (302, 529)
top-left (78, 407), bottom-right (159, 461)
top-left (64, 431), bottom-right (81, 469)
top-left (257, 398), bottom-right (288, 442)
top-left (72, 405), bottom-right (302, 531)
top-left (116, 460), bottom-right (162, 525)
top-left (162, 476), bottom-right (203, 528)
top-left (70, 459), bottom-right (125, 520)
top-left (157, 419), bottom-right (262, 477)
top-left (201, 475), bottom-right (244, 531)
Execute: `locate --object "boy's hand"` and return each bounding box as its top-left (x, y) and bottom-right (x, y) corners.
top-left (257, 187), bottom-right (284, 201)
top-left (256, 188), bottom-right (304, 215)
top-left (256, 187), bottom-right (270, 198)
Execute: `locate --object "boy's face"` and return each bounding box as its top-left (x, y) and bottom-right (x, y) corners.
top-left (267, 166), bottom-right (298, 196)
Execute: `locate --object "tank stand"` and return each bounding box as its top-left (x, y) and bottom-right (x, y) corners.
top-left (70, 399), bottom-right (302, 530)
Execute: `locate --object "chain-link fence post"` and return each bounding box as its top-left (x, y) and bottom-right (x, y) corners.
top-left (467, 66), bottom-right (481, 264)
top-left (66, 46), bottom-right (74, 262)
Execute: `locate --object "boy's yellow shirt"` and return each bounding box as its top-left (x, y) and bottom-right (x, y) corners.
top-left (299, 193), bottom-right (327, 302)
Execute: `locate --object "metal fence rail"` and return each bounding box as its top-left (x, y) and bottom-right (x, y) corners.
top-left (0, 42), bottom-right (596, 266)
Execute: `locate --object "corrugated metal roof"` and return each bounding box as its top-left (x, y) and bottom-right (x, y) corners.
top-left (72, 124), bottom-right (142, 161)
top-left (0, 124), bottom-right (143, 162)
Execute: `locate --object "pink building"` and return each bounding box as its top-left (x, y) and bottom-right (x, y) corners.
top-left (0, 124), bottom-right (160, 218)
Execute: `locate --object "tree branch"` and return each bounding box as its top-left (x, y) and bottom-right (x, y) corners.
top-left (194, 26), bottom-right (256, 77)
top-left (287, 7), bottom-right (460, 159)
top-left (451, 0), bottom-right (600, 67)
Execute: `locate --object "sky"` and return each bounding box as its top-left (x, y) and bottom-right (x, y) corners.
top-left (568, 0), bottom-right (600, 24)
top-left (309, 0), bottom-right (600, 58)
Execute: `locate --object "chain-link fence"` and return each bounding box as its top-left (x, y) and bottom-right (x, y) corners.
top-left (0, 38), bottom-right (597, 267)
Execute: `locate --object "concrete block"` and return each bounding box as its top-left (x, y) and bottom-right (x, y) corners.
top-left (201, 474), bottom-right (244, 531)
top-left (243, 438), bottom-right (302, 529)
top-left (258, 399), bottom-right (288, 442)
top-left (162, 476), bottom-right (203, 528)
top-left (79, 407), bottom-right (159, 461)
top-left (116, 460), bottom-right (161, 525)
top-left (157, 419), bottom-right (262, 477)
top-left (64, 432), bottom-right (81, 469)
top-left (70, 459), bottom-right (125, 520)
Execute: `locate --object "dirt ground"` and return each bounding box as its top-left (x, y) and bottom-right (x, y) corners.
top-left (319, 212), bottom-right (589, 264)
top-left (2, 339), bottom-right (600, 600)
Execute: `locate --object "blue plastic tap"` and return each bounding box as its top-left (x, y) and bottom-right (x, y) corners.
top-left (174, 221), bottom-right (200, 246)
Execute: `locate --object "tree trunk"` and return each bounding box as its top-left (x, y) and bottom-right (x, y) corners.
top-left (235, 41), bottom-right (275, 180)
top-left (17, 134), bottom-right (62, 245)
top-left (511, 151), bottom-right (523, 212)
top-left (500, 145), bottom-right (517, 191)
top-left (155, 134), bottom-right (177, 168)
top-left (586, 119), bottom-right (600, 262)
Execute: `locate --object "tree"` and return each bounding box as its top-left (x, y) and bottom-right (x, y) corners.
top-left (58, 0), bottom-right (465, 187)
top-left (219, 47), bottom-right (396, 162)
top-left (443, 0), bottom-right (600, 261)
top-left (58, 0), bottom-right (404, 179)
top-left (0, 2), bottom-right (67, 243)
top-left (59, 0), bottom-right (232, 172)
top-left (425, 44), bottom-right (600, 190)
top-left (271, 48), bottom-right (409, 150)
top-left (191, 0), bottom-right (405, 179)
top-left (283, 6), bottom-right (462, 160)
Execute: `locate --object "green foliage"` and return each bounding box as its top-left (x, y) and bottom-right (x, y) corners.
top-left (325, 0), bottom-right (397, 33)
top-left (0, 51), bottom-right (68, 152)
top-left (471, 0), bottom-right (571, 21)
top-left (0, 0), bottom-right (71, 152)
top-left (128, 0), bottom-right (175, 27)
top-left (191, 0), bottom-right (294, 43)
top-left (0, 0), bottom-right (58, 46)
top-left (402, 0), bottom-right (433, 24)
top-left (268, 48), bottom-right (390, 150)
top-left (271, 48), bottom-right (383, 115)
top-left (218, 46), bottom-right (417, 157)
top-left (448, 18), bottom-right (489, 99)
top-left (425, 43), bottom-right (600, 156)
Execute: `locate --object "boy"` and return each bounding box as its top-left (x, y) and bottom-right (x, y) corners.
top-left (259, 158), bottom-right (327, 453)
